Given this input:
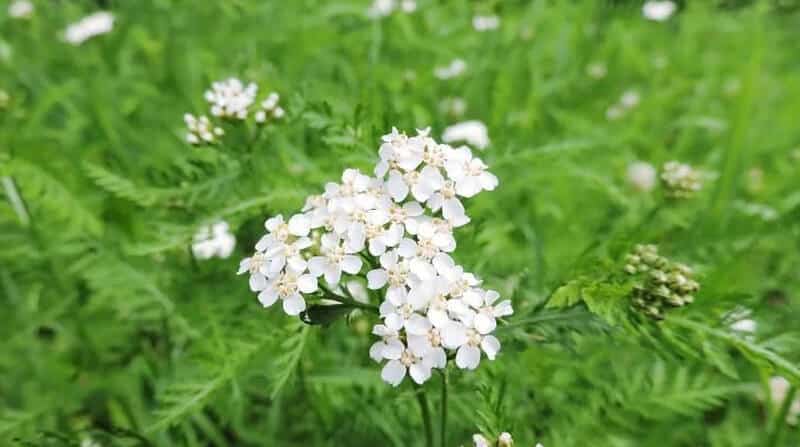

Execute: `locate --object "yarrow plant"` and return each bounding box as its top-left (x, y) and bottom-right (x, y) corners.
top-left (238, 127), bottom-right (511, 386)
top-left (660, 161), bottom-right (703, 199)
top-left (182, 77), bottom-right (284, 145)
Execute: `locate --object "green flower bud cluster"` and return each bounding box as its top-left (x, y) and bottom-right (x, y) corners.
top-left (624, 244), bottom-right (699, 320)
top-left (661, 161), bottom-right (702, 199)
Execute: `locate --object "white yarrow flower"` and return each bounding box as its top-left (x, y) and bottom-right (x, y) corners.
top-left (442, 120), bottom-right (490, 150)
top-left (473, 434), bottom-right (491, 447)
top-left (205, 78), bottom-right (258, 120)
top-left (64, 11), bottom-right (114, 45)
top-left (498, 432), bottom-right (514, 447)
top-left (184, 113), bottom-right (224, 145)
top-left (434, 59), bottom-right (467, 80)
top-left (627, 161), bottom-right (657, 192)
top-left (192, 221), bottom-right (236, 260)
top-left (643, 1), bottom-right (677, 22)
top-left (8, 0), bottom-right (34, 19)
top-left (472, 15), bottom-right (500, 32)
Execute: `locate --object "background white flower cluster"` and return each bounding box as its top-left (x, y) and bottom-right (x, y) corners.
top-left (183, 77), bottom-right (284, 145)
top-left (238, 128), bottom-right (512, 386)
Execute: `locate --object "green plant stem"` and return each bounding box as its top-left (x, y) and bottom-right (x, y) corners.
top-left (330, 295), bottom-right (379, 313)
top-left (440, 370), bottom-right (448, 447)
top-left (414, 384), bottom-right (434, 447)
top-left (766, 384), bottom-right (797, 447)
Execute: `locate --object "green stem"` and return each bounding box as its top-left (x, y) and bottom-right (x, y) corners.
top-left (414, 384), bottom-right (434, 447)
top-left (766, 384), bottom-right (797, 447)
top-left (440, 370), bottom-right (448, 447)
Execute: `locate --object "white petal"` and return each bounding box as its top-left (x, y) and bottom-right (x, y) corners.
top-left (385, 313), bottom-right (404, 331)
top-left (249, 273), bottom-right (267, 292)
top-left (440, 322), bottom-right (467, 348)
top-left (443, 198), bottom-right (470, 227)
top-left (369, 342), bottom-right (385, 362)
top-left (307, 256), bottom-right (327, 277)
top-left (407, 285), bottom-right (432, 309)
top-left (340, 255), bottom-right (362, 274)
top-left (380, 250), bottom-right (398, 269)
top-left (287, 255), bottom-right (307, 272)
top-left (398, 239), bottom-right (417, 258)
top-left (493, 300), bottom-right (514, 317)
top-left (257, 287), bottom-right (279, 307)
top-left (405, 314), bottom-right (432, 335)
top-left (381, 360), bottom-right (407, 387)
top-left (367, 269), bottom-right (389, 290)
top-left (297, 274), bottom-right (318, 293)
top-left (288, 214), bottom-right (311, 236)
top-left (462, 289), bottom-right (484, 308)
top-left (428, 308), bottom-right (451, 328)
top-left (387, 286), bottom-right (408, 306)
top-left (474, 312), bottom-right (496, 335)
top-left (480, 172), bottom-right (499, 191)
top-left (323, 265), bottom-right (342, 285)
top-left (386, 172), bottom-right (409, 202)
top-left (481, 335), bottom-right (501, 360)
top-left (383, 339), bottom-right (404, 360)
top-left (409, 363), bottom-right (432, 384)
top-left (265, 215), bottom-right (284, 232)
top-left (407, 335), bottom-right (432, 356)
top-left (282, 294), bottom-right (306, 316)
top-left (410, 258), bottom-right (436, 281)
top-left (426, 347), bottom-right (447, 369)
top-left (432, 253), bottom-right (455, 274)
top-left (455, 345), bottom-right (481, 370)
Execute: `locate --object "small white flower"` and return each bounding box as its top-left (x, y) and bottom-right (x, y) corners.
top-left (444, 146), bottom-right (498, 198)
top-left (498, 432), bottom-right (514, 447)
top-left (586, 61), bottom-right (607, 79)
top-left (367, 249), bottom-right (414, 304)
top-left (369, 324), bottom-right (402, 362)
top-left (64, 11), bottom-right (114, 45)
top-left (434, 59), bottom-right (467, 80)
top-left (257, 266), bottom-right (318, 315)
top-left (8, 0), bottom-right (33, 19)
top-left (440, 316), bottom-right (501, 370)
top-left (205, 78), bottom-right (258, 120)
top-left (620, 90), bottom-right (640, 109)
top-left (398, 222), bottom-right (456, 279)
top-left (308, 233), bottom-right (363, 285)
top-left (769, 376), bottom-right (800, 425)
top-left (472, 15), bottom-right (500, 32)
top-left (473, 434), bottom-right (490, 447)
top-left (191, 221), bottom-right (236, 260)
top-left (380, 341), bottom-right (437, 386)
top-left (400, 0), bottom-right (417, 13)
top-left (255, 92), bottom-right (284, 123)
top-left (730, 318), bottom-right (757, 333)
top-left (184, 113), bottom-right (224, 145)
top-left (627, 161), bottom-right (657, 192)
top-left (442, 120), bottom-right (490, 150)
top-left (643, 1), bottom-right (677, 22)
top-left (458, 288), bottom-right (513, 334)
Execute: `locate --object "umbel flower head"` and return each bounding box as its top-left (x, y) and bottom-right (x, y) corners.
top-left (183, 78), bottom-right (284, 146)
top-left (660, 161), bottom-right (703, 199)
top-left (238, 127), bottom-right (511, 386)
top-left (625, 244), bottom-right (699, 320)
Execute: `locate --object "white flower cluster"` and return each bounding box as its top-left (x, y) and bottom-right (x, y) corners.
top-left (643, 1), bottom-right (677, 22)
top-left (192, 221), bottom-right (236, 260)
top-left (8, 0), bottom-right (34, 19)
top-left (472, 15), bottom-right (500, 32)
top-left (660, 161), bottom-right (703, 198)
top-left (64, 11), bottom-right (114, 46)
top-left (183, 78), bottom-right (283, 145)
top-left (367, 0), bottom-right (417, 19)
top-left (443, 120), bottom-right (490, 150)
top-left (205, 78), bottom-right (258, 120)
top-left (473, 432), bottom-right (525, 447)
top-left (184, 114), bottom-right (224, 145)
top-left (606, 89), bottom-right (640, 121)
top-left (434, 59), bottom-right (467, 80)
top-left (238, 128), bottom-right (511, 386)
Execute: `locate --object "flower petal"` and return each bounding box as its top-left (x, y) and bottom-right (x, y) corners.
top-left (481, 335), bottom-right (501, 360)
top-left (455, 345), bottom-right (481, 370)
top-left (282, 294), bottom-right (306, 316)
top-left (288, 214), bottom-right (310, 236)
top-left (381, 360), bottom-right (407, 387)
top-left (257, 287), bottom-right (279, 307)
top-left (367, 269), bottom-right (389, 290)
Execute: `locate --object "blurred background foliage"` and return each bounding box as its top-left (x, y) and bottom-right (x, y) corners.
top-left (1, 0), bottom-right (799, 446)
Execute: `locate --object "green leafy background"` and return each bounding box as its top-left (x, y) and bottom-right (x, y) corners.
top-left (1, 0), bottom-right (799, 446)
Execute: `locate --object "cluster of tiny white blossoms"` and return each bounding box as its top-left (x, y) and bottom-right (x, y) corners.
top-left (238, 128), bottom-right (512, 386)
top-left (434, 59), bottom-right (467, 80)
top-left (367, 0), bottom-right (417, 19)
top-left (184, 114), bottom-right (224, 145)
top-left (64, 11), bottom-right (114, 46)
top-left (660, 161), bottom-right (703, 198)
top-left (183, 78), bottom-right (283, 145)
top-left (606, 89), bottom-right (640, 121)
top-left (472, 15), bottom-right (500, 32)
top-left (8, 0), bottom-right (34, 19)
top-left (192, 221), bottom-right (236, 260)
top-left (473, 432), bottom-right (537, 447)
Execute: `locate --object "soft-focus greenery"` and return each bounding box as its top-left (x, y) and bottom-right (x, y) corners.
top-left (2, 0), bottom-right (800, 446)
